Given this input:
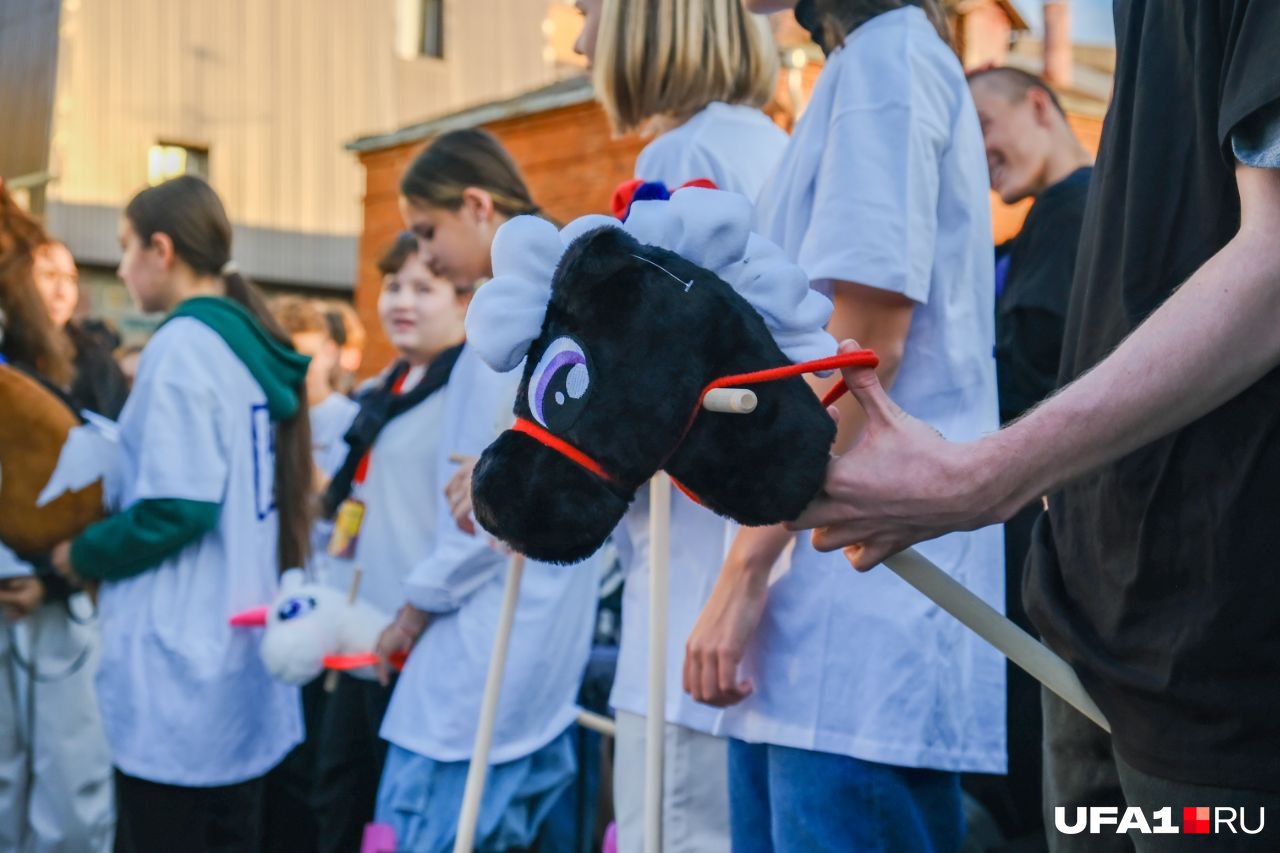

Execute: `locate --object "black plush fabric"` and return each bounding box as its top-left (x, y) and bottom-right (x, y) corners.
top-left (471, 226), bottom-right (835, 564)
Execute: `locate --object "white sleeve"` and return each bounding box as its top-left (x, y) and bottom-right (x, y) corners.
top-left (131, 347), bottom-right (230, 504)
top-left (797, 61), bottom-right (946, 303)
top-left (0, 541), bottom-right (34, 580)
top-left (402, 360), bottom-right (521, 613)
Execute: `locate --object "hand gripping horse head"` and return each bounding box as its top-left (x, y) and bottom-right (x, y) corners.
top-left (465, 187), bottom-right (873, 564)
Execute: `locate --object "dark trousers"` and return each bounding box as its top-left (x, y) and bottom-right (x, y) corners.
top-left (313, 672), bottom-right (395, 853)
top-left (1041, 687), bottom-right (1128, 853)
top-left (262, 677), bottom-right (327, 852)
top-left (1043, 687), bottom-right (1280, 852)
top-left (114, 769), bottom-right (265, 853)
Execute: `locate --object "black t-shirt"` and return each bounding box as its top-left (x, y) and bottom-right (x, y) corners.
top-left (1024, 0), bottom-right (1280, 790)
top-left (996, 167), bottom-right (1091, 423)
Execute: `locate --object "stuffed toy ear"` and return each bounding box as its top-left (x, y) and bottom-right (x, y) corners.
top-left (466, 216), bottom-right (563, 372)
top-left (558, 213), bottom-right (621, 248)
top-left (721, 234), bottom-right (836, 365)
top-left (668, 188), bottom-right (752, 272)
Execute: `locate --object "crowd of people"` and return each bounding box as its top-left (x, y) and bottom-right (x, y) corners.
top-left (2, 0), bottom-right (1278, 851)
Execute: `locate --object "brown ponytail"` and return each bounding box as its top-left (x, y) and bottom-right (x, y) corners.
top-left (126, 176), bottom-right (313, 572)
top-left (400, 129), bottom-right (544, 220)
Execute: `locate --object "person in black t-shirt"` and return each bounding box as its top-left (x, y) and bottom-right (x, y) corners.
top-left (965, 67), bottom-right (1099, 851)
top-left (970, 67), bottom-right (1093, 425)
top-left (792, 3), bottom-right (1280, 850)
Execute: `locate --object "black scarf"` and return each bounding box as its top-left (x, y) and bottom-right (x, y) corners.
top-left (322, 344), bottom-right (463, 517)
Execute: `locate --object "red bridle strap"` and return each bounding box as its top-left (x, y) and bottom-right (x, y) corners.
top-left (513, 417), bottom-right (618, 484)
top-left (510, 348), bottom-right (881, 493)
top-left (700, 350), bottom-right (880, 411)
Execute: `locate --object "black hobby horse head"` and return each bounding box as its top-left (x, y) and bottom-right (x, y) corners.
top-left (466, 188), bottom-right (842, 564)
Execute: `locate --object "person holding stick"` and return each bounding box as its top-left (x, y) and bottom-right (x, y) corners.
top-left (683, 1), bottom-right (1006, 850)
top-left (792, 2), bottom-right (1280, 848)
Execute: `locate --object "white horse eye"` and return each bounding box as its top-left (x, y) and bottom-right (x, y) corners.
top-left (528, 337), bottom-right (591, 431)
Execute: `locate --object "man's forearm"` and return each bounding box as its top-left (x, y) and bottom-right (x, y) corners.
top-left (982, 190), bottom-right (1280, 516)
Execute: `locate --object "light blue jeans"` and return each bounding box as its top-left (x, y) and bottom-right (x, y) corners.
top-left (727, 739), bottom-right (964, 853)
top-left (374, 728), bottom-right (575, 853)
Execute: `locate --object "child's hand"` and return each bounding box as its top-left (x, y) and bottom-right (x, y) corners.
top-left (374, 605), bottom-right (430, 686)
top-left (50, 542), bottom-right (81, 583)
top-left (0, 577), bottom-right (45, 621)
top-left (445, 455), bottom-right (479, 535)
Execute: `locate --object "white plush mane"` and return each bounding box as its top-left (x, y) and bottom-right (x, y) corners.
top-left (466, 187), bottom-right (835, 373)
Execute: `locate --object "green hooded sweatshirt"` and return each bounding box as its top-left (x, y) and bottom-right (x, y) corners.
top-left (71, 297), bottom-right (309, 581)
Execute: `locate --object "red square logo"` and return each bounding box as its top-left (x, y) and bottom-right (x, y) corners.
top-left (1184, 806), bottom-right (1211, 834)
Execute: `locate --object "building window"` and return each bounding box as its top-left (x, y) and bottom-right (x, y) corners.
top-left (419, 0), bottom-right (444, 58)
top-left (147, 143), bottom-right (209, 185)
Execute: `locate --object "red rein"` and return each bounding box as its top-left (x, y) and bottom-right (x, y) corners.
top-left (511, 349), bottom-right (880, 500)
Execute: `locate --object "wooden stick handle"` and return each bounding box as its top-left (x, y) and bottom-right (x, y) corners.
top-left (703, 388), bottom-right (757, 414)
top-left (576, 710), bottom-right (617, 738)
top-left (453, 553), bottom-right (526, 853)
top-left (883, 548), bottom-right (1110, 733)
top-left (644, 474), bottom-right (672, 853)
top-left (324, 567), bottom-right (364, 693)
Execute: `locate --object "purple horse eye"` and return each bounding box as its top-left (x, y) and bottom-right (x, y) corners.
top-left (529, 337), bottom-right (591, 432)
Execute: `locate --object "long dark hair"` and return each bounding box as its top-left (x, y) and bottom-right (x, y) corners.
top-left (812, 0), bottom-right (951, 49)
top-left (125, 176), bottom-right (312, 572)
top-left (0, 183), bottom-right (75, 385)
top-left (400, 129), bottom-right (543, 219)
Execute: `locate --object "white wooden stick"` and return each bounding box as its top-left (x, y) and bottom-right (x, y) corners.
top-left (453, 553), bottom-right (526, 853)
top-left (883, 548), bottom-right (1110, 732)
top-left (644, 473), bottom-right (672, 853)
top-left (703, 388), bottom-right (757, 414)
top-left (324, 567), bottom-right (364, 693)
top-left (576, 709), bottom-right (617, 738)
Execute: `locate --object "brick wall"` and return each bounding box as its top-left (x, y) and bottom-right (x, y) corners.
top-left (354, 93), bottom-right (1107, 374)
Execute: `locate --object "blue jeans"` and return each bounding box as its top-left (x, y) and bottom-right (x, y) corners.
top-left (727, 739), bottom-right (964, 853)
top-left (375, 729), bottom-right (575, 853)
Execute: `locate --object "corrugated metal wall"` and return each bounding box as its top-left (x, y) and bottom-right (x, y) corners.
top-left (44, 0), bottom-right (559, 287)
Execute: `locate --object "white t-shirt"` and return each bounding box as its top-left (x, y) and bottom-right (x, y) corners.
top-left (329, 374), bottom-right (448, 612)
top-left (380, 344), bottom-right (599, 763)
top-left (714, 7), bottom-right (1007, 773)
top-left (95, 318), bottom-right (302, 786)
top-left (309, 392), bottom-right (359, 478)
top-left (634, 102), bottom-right (788, 200)
top-left (611, 104), bottom-right (788, 732)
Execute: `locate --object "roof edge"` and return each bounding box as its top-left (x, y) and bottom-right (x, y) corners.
top-left (346, 75), bottom-right (594, 154)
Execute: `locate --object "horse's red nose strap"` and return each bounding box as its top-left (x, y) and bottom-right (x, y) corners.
top-left (512, 418), bottom-right (618, 484)
top-left (510, 349), bottom-right (881, 498)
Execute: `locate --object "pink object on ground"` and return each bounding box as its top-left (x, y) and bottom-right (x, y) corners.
top-left (603, 821), bottom-right (618, 853)
top-left (361, 822), bottom-right (396, 853)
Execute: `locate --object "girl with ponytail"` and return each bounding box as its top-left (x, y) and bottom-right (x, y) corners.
top-left (368, 129), bottom-right (600, 852)
top-left (52, 175), bottom-right (311, 849)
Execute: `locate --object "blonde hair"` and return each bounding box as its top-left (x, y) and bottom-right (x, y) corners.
top-left (594, 0), bottom-right (779, 135)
